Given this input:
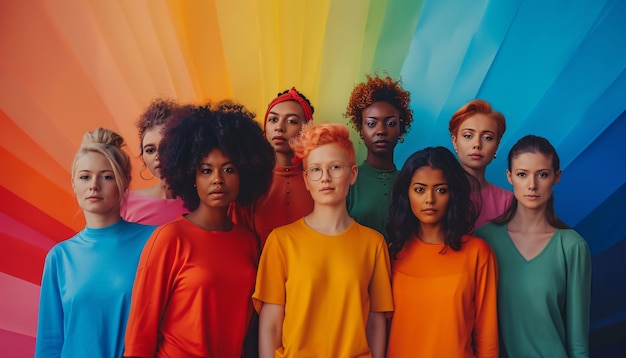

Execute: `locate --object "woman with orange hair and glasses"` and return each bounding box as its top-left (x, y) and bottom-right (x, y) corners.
top-left (253, 123), bottom-right (393, 358)
top-left (449, 99), bottom-right (513, 228)
top-left (345, 73), bottom-right (414, 238)
top-left (231, 87), bottom-right (315, 247)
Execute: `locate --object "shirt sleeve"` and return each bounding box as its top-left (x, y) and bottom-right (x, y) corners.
top-left (252, 231), bottom-right (287, 312)
top-left (124, 227), bottom-right (179, 357)
top-left (34, 250), bottom-right (64, 358)
top-left (565, 234), bottom-right (592, 358)
top-left (473, 239), bottom-right (499, 358)
top-left (368, 239), bottom-right (394, 313)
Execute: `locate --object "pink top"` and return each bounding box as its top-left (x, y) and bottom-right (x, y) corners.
top-left (121, 191), bottom-right (188, 226)
top-left (471, 184), bottom-right (514, 229)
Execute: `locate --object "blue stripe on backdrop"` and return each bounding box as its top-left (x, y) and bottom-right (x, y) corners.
top-left (395, 1), bottom-right (626, 356)
top-left (557, 110), bottom-right (626, 231)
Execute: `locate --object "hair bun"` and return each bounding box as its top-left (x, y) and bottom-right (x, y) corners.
top-left (82, 127), bottom-right (125, 149)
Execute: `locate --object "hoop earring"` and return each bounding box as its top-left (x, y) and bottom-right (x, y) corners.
top-left (140, 166), bottom-right (154, 181)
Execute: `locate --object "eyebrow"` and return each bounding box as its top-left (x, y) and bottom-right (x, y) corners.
top-left (366, 115), bottom-right (398, 119)
top-left (461, 127), bottom-right (495, 134)
top-left (199, 161), bottom-right (235, 167)
top-left (514, 168), bottom-right (552, 172)
top-left (77, 169), bottom-right (114, 174)
top-left (413, 182), bottom-right (447, 186)
top-left (269, 111), bottom-right (301, 118)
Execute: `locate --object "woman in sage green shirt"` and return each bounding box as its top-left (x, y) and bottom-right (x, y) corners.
top-left (476, 135), bottom-right (591, 358)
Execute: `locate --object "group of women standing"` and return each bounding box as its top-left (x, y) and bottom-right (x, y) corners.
top-left (35, 73), bottom-right (591, 358)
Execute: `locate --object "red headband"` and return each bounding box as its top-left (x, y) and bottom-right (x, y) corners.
top-left (264, 87), bottom-right (314, 126)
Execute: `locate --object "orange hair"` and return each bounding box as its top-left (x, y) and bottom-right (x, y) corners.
top-left (290, 123), bottom-right (355, 165)
top-left (448, 99), bottom-right (506, 141)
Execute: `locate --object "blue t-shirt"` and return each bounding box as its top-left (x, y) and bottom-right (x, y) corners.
top-left (35, 219), bottom-right (155, 358)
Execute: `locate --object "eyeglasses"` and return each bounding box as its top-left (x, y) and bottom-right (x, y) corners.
top-left (305, 165), bottom-right (347, 181)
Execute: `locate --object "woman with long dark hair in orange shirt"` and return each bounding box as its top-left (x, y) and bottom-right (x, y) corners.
top-left (386, 146), bottom-right (498, 358)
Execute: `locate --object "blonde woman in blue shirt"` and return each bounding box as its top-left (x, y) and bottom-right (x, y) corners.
top-left (35, 128), bottom-right (155, 357)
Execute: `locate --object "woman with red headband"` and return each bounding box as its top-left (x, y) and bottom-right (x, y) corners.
top-left (232, 87), bottom-right (315, 248)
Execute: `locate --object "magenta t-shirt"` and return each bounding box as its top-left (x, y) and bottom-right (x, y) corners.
top-left (471, 184), bottom-right (514, 229)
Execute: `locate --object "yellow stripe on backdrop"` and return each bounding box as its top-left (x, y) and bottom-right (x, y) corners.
top-left (167, 0), bottom-right (232, 103)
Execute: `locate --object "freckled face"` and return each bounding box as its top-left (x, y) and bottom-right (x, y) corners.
top-left (507, 152), bottom-right (561, 211)
top-left (360, 101), bottom-right (401, 156)
top-left (141, 124), bottom-right (165, 178)
top-left (451, 113), bottom-right (499, 171)
top-left (195, 148), bottom-right (240, 209)
top-left (408, 166), bottom-right (450, 227)
top-left (265, 101), bottom-right (306, 155)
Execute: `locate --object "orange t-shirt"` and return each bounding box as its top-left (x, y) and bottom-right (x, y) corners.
top-left (387, 235), bottom-right (499, 358)
top-left (124, 217), bottom-right (259, 357)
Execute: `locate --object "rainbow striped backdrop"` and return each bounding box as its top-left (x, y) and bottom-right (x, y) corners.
top-left (1, 0), bottom-right (625, 356)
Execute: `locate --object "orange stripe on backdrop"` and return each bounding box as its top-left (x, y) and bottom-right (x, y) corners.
top-left (0, 232), bottom-right (47, 285)
top-left (44, 0), bottom-right (145, 142)
top-left (0, 0), bottom-right (136, 168)
top-left (0, 110), bottom-right (71, 194)
top-left (167, 0), bottom-right (232, 104)
top-left (0, 185), bottom-right (77, 244)
top-left (0, 147), bottom-right (84, 232)
top-left (83, 0), bottom-right (173, 107)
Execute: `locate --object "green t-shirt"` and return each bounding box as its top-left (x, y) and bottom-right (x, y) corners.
top-left (475, 223), bottom-right (592, 358)
top-left (346, 162), bottom-right (398, 239)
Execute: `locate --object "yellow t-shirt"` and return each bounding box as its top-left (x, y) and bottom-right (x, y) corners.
top-left (253, 218), bottom-right (394, 358)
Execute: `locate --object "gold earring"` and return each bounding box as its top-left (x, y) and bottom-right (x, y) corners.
top-left (398, 136), bottom-right (405, 143)
top-left (140, 166), bottom-right (154, 181)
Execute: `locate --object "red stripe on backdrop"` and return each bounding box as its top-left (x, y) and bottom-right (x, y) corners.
top-left (0, 145), bottom-right (85, 232)
top-left (0, 212), bottom-right (58, 251)
top-left (0, 232), bottom-right (47, 285)
top-left (0, 185), bottom-right (77, 243)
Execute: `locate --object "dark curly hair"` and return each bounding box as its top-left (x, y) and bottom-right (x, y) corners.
top-left (135, 97), bottom-right (195, 155)
top-left (387, 147), bottom-right (478, 259)
top-left (158, 101), bottom-right (275, 211)
top-left (344, 72), bottom-right (413, 136)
